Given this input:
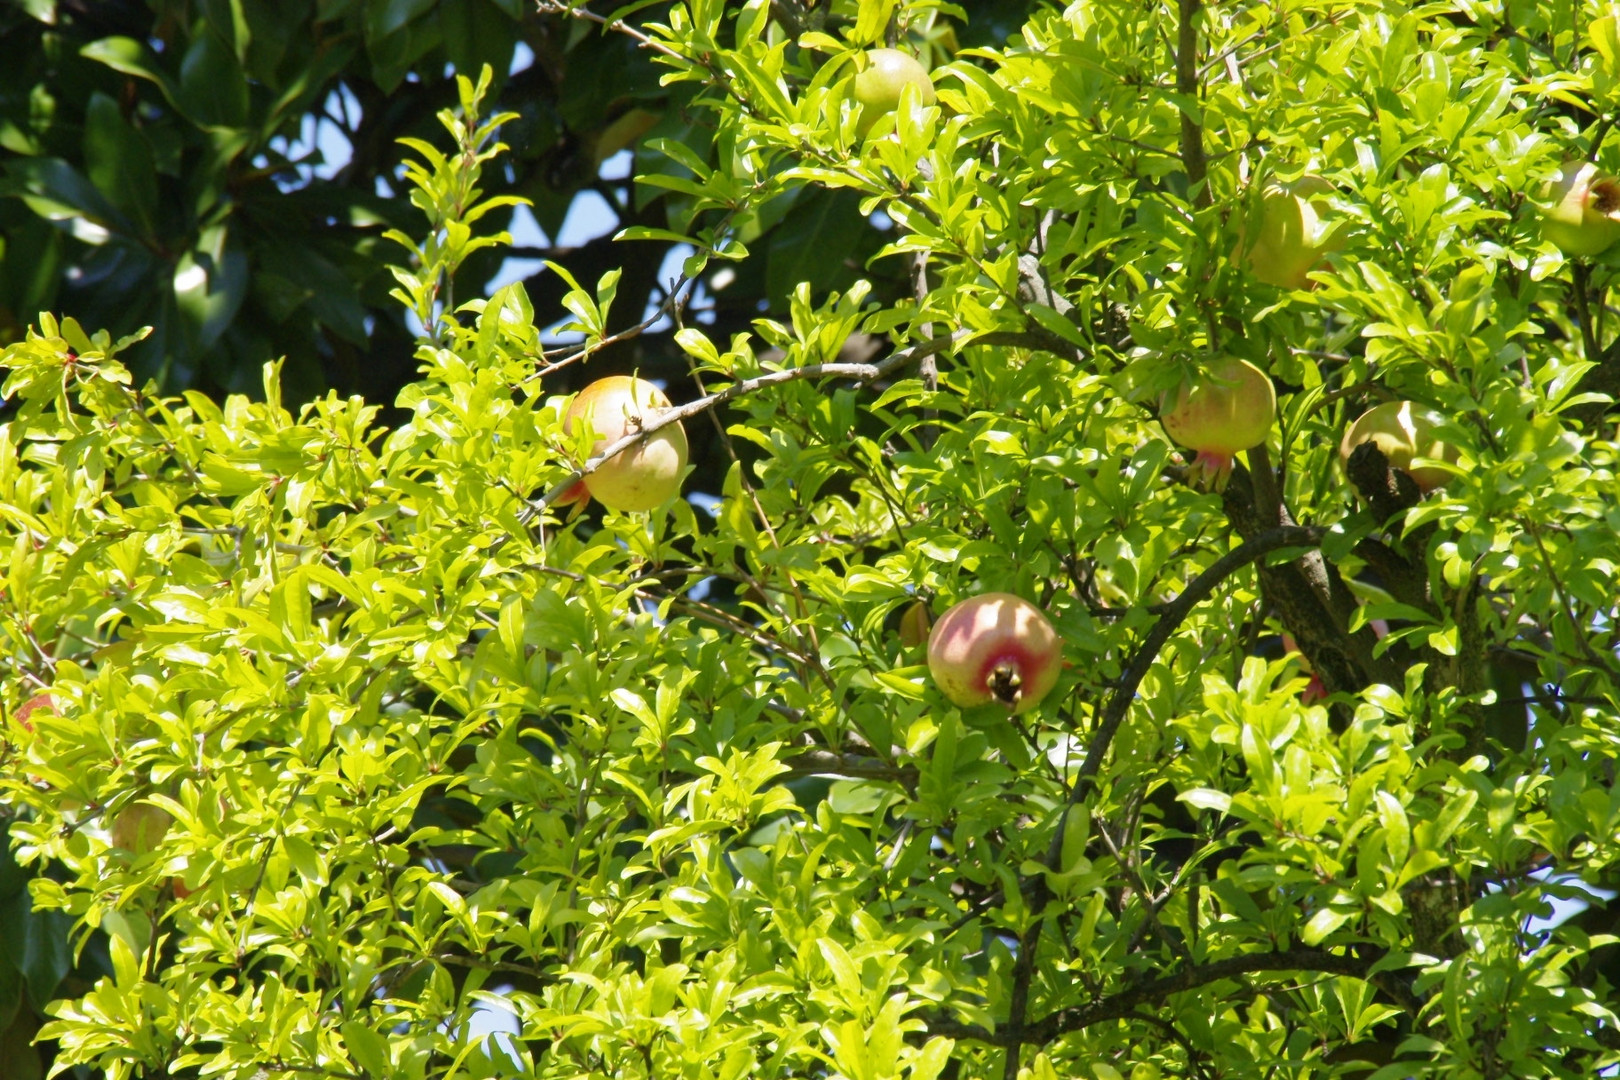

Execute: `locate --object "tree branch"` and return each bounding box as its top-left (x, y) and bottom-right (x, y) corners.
top-left (930, 946), bottom-right (1393, 1047)
top-left (524, 330), bottom-right (1067, 513)
top-left (996, 525), bottom-right (1326, 1076)
top-left (1063, 524), bottom-right (1324, 809)
top-left (1176, 0), bottom-right (1209, 207)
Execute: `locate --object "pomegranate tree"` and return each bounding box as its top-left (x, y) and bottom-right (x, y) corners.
top-left (1541, 161), bottom-right (1620, 257)
top-left (1236, 175), bottom-right (1344, 289)
top-left (563, 376), bottom-right (689, 512)
top-left (1159, 357), bottom-right (1276, 491)
top-left (852, 48), bottom-right (935, 135)
top-left (927, 592), bottom-right (1061, 713)
top-left (1340, 400), bottom-right (1458, 494)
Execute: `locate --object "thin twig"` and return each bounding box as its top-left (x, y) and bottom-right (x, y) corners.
top-left (523, 330), bottom-right (1062, 515)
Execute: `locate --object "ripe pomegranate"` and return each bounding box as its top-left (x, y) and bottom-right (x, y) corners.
top-left (1541, 161), bottom-right (1620, 257)
top-left (852, 48), bottom-right (935, 135)
top-left (1340, 401), bottom-right (1458, 494)
top-left (927, 592), bottom-right (1061, 713)
top-left (563, 376), bottom-right (688, 512)
top-left (111, 801), bottom-right (172, 854)
top-left (1159, 357), bottom-right (1276, 491)
top-left (1236, 176), bottom-right (1345, 289)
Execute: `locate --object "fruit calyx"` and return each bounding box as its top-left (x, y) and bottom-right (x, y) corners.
top-left (985, 662), bottom-right (1025, 708)
top-left (1542, 161), bottom-right (1620, 258)
top-left (1159, 357), bottom-right (1277, 492)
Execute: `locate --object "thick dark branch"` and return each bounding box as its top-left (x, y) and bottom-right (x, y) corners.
top-left (1353, 536), bottom-right (1433, 615)
top-left (1223, 468), bottom-right (1395, 704)
top-left (1345, 440), bottom-right (1422, 523)
top-left (930, 947), bottom-right (1390, 1047)
top-left (1176, 0), bottom-right (1209, 207)
top-left (1568, 317), bottom-right (1620, 430)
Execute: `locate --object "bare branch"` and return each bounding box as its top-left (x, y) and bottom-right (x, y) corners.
top-left (525, 330), bottom-right (1065, 513)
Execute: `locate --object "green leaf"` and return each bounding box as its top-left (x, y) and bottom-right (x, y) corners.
top-left (341, 1020), bottom-right (391, 1077)
top-left (173, 226), bottom-right (250, 355)
top-left (765, 188), bottom-right (871, 305)
top-left (282, 836), bottom-right (328, 885)
top-left (80, 37), bottom-right (183, 107)
top-left (82, 92), bottom-right (158, 236)
top-left (1178, 788), bottom-right (1232, 814)
top-left (178, 28), bottom-right (251, 130)
top-left (1302, 905), bottom-right (1351, 945)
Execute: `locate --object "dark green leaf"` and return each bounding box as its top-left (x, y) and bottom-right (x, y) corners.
top-left (179, 28), bottom-right (251, 130)
top-left (82, 92), bottom-right (159, 236)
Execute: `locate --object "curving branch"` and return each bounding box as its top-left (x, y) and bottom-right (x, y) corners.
top-left (1063, 524), bottom-right (1325, 810)
top-left (995, 525), bottom-right (1326, 1076)
top-left (929, 946), bottom-right (1393, 1047)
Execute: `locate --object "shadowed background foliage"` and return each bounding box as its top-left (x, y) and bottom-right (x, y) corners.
top-left (0, 0), bottom-right (1033, 406)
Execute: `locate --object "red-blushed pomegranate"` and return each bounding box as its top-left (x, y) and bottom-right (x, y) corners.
top-left (852, 48), bottom-right (935, 135)
top-left (1236, 176), bottom-right (1345, 289)
top-left (1541, 161), bottom-right (1620, 257)
top-left (898, 601), bottom-right (932, 650)
top-left (553, 478), bottom-right (590, 513)
top-left (563, 376), bottom-right (689, 512)
top-left (1159, 357), bottom-right (1276, 491)
top-left (927, 592), bottom-right (1061, 713)
top-left (1340, 400), bottom-right (1458, 494)
top-left (13, 692), bottom-right (53, 731)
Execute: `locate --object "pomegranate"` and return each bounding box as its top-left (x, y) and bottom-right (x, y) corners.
top-left (1541, 161), bottom-right (1620, 257)
top-left (1236, 176), bottom-right (1345, 289)
top-left (898, 601), bottom-right (932, 649)
top-left (563, 376), bottom-right (688, 512)
top-left (111, 801), bottom-right (172, 854)
top-left (1159, 357), bottom-right (1276, 491)
top-left (13, 692), bottom-right (53, 731)
top-left (1340, 401), bottom-right (1458, 494)
top-left (852, 48), bottom-right (935, 135)
top-left (927, 592), bottom-right (1061, 713)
